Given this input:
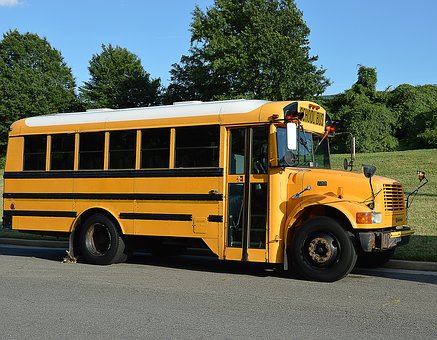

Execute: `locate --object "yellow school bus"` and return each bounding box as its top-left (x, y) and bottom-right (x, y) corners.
top-left (1, 99), bottom-right (414, 281)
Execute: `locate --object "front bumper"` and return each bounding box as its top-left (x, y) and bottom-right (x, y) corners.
top-left (358, 226), bottom-right (414, 252)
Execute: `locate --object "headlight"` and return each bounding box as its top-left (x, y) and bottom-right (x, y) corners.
top-left (372, 212), bottom-right (382, 224)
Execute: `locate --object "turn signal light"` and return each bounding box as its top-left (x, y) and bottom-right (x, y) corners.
top-left (356, 212), bottom-right (372, 224)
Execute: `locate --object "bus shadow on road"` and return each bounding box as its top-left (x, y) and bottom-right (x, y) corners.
top-left (129, 250), bottom-right (437, 285)
top-left (0, 243), bottom-right (68, 262)
top-left (351, 267), bottom-right (437, 285)
top-left (128, 250), bottom-right (293, 279)
top-left (1, 243), bottom-right (435, 284)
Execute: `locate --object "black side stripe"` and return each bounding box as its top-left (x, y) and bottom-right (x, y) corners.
top-left (3, 193), bottom-right (223, 201)
top-left (120, 213), bottom-right (192, 221)
top-left (208, 215), bottom-right (224, 223)
top-left (3, 210), bottom-right (77, 218)
top-left (3, 168), bottom-right (224, 179)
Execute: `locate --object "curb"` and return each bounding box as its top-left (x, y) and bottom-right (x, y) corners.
top-left (1, 237), bottom-right (436, 272)
top-left (383, 259), bottom-right (437, 272)
top-left (0, 237), bottom-right (68, 249)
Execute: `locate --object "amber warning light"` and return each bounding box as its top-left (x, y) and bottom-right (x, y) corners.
top-left (284, 107), bottom-right (303, 122)
top-left (325, 121), bottom-right (339, 136)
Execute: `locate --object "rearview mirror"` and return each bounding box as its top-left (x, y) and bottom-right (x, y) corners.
top-left (417, 170), bottom-right (426, 182)
top-left (362, 164), bottom-right (376, 178)
top-left (286, 122), bottom-right (297, 150)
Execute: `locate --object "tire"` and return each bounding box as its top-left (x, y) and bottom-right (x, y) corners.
top-left (357, 249), bottom-right (395, 268)
top-left (291, 217), bottom-right (357, 282)
top-left (79, 213), bottom-right (126, 265)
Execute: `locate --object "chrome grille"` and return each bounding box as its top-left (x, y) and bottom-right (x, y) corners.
top-left (383, 184), bottom-right (405, 211)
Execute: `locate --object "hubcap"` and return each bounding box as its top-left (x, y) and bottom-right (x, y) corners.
top-left (85, 223), bottom-right (111, 256)
top-left (305, 233), bottom-right (339, 267)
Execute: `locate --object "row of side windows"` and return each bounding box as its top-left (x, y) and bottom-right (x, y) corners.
top-left (22, 125), bottom-right (220, 171)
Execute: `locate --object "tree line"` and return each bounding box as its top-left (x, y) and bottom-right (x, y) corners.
top-left (0, 0), bottom-right (435, 158)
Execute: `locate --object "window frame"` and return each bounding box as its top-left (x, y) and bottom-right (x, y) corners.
top-left (50, 133), bottom-right (75, 171)
top-left (23, 135), bottom-right (47, 171)
top-left (140, 128), bottom-right (171, 169)
top-left (108, 130), bottom-right (137, 170)
top-left (78, 132), bottom-right (105, 170)
top-left (174, 125), bottom-right (220, 168)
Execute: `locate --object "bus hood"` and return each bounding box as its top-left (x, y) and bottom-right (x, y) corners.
top-left (289, 168), bottom-right (404, 212)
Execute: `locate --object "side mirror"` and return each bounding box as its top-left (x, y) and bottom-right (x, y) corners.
top-left (336, 133), bottom-right (355, 171)
top-left (286, 122), bottom-right (297, 150)
top-left (406, 170), bottom-right (428, 209)
top-left (362, 164), bottom-right (376, 178)
top-left (343, 158), bottom-right (349, 171)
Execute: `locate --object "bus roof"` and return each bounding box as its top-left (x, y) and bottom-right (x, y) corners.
top-left (9, 99), bottom-right (327, 135)
top-left (24, 99), bottom-right (270, 127)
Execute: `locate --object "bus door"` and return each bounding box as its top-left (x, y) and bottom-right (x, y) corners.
top-left (225, 127), bottom-right (269, 262)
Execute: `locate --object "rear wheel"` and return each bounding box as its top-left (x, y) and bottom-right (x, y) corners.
top-left (79, 213), bottom-right (126, 265)
top-left (291, 217), bottom-right (357, 282)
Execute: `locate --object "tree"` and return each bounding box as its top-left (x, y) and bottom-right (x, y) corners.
top-left (418, 113), bottom-right (437, 148)
top-left (165, 0), bottom-right (330, 103)
top-left (328, 65), bottom-right (398, 153)
top-left (386, 84), bottom-right (437, 149)
top-left (0, 30), bottom-right (79, 156)
top-left (351, 65), bottom-right (377, 98)
top-left (335, 96), bottom-right (398, 153)
top-left (80, 44), bottom-right (161, 109)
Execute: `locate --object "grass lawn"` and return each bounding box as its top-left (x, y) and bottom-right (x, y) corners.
top-left (332, 149), bottom-right (437, 262)
top-left (0, 169), bottom-right (3, 218)
top-left (1, 149), bottom-right (436, 261)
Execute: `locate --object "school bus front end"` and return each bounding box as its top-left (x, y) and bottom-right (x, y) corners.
top-left (269, 101), bottom-right (413, 281)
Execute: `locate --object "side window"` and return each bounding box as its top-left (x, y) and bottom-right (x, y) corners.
top-left (251, 127), bottom-right (268, 174)
top-left (175, 125), bottom-right (219, 168)
top-left (79, 132), bottom-right (104, 170)
top-left (229, 128), bottom-right (245, 175)
top-left (141, 128), bottom-right (170, 169)
top-left (109, 130), bottom-right (136, 169)
top-left (50, 134), bottom-right (75, 170)
top-left (23, 135), bottom-right (47, 170)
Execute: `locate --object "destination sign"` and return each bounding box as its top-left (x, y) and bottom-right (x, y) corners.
top-left (300, 107), bottom-right (325, 127)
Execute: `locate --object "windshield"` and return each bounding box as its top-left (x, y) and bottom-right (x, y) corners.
top-left (277, 126), bottom-right (331, 169)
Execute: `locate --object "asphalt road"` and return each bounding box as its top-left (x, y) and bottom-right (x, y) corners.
top-left (0, 244), bottom-right (436, 339)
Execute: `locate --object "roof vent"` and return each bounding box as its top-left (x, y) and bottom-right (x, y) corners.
top-left (86, 108), bottom-right (114, 112)
top-left (172, 101), bottom-right (203, 105)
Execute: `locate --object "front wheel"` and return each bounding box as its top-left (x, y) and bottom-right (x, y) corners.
top-left (79, 213), bottom-right (126, 265)
top-left (291, 217), bottom-right (357, 282)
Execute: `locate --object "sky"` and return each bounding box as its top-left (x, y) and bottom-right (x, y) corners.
top-left (0, 0), bottom-right (436, 95)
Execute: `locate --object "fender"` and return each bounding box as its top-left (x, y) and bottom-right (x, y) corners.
top-left (283, 193), bottom-right (369, 248)
top-left (63, 206), bottom-right (127, 263)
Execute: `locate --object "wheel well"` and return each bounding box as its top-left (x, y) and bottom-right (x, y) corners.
top-left (286, 205), bottom-right (354, 249)
top-left (72, 208), bottom-right (123, 256)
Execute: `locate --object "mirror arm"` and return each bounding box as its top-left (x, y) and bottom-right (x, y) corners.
top-left (406, 175), bottom-right (428, 209)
